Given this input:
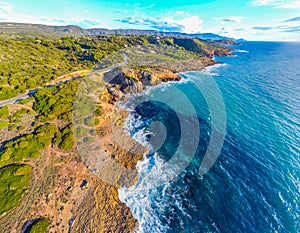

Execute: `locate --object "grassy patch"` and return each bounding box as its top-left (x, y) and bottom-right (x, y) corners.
top-left (24, 218), bottom-right (50, 233)
top-left (0, 124), bottom-right (57, 167)
top-left (17, 96), bottom-right (34, 105)
top-left (0, 86), bottom-right (18, 100)
top-left (0, 35), bottom-right (148, 100)
top-left (0, 120), bottom-right (9, 129)
top-left (55, 124), bottom-right (75, 150)
top-left (33, 81), bottom-right (79, 122)
top-left (0, 106), bottom-right (9, 118)
top-left (0, 164), bottom-right (32, 215)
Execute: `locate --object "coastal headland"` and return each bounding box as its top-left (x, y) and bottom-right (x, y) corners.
top-left (0, 28), bottom-right (234, 232)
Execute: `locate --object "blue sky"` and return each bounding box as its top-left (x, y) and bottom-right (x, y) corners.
top-left (0, 0), bottom-right (300, 41)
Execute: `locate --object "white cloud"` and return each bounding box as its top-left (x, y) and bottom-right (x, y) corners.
top-left (0, 2), bottom-right (12, 13)
top-left (252, 0), bottom-right (300, 9)
top-left (178, 16), bottom-right (203, 33)
top-left (119, 15), bottom-right (203, 33)
top-left (0, 14), bottom-right (106, 28)
top-left (252, 0), bottom-right (277, 5)
top-left (215, 16), bottom-right (244, 23)
top-left (176, 11), bottom-right (186, 15)
top-left (140, 4), bottom-right (156, 9)
top-left (278, 0), bottom-right (300, 8)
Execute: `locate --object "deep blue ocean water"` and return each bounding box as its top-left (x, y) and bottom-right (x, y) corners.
top-left (119, 42), bottom-right (300, 233)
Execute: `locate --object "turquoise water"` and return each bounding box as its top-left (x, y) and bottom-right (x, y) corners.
top-left (119, 42), bottom-right (300, 232)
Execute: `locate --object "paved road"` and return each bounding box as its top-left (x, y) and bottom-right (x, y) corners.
top-left (0, 92), bottom-right (33, 107)
top-left (0, 53), bottom-right (129, 107)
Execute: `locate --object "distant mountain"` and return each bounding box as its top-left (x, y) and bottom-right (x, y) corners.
top-left (236, 38), bottom-right (247, 43)
top-left (0, 23), bottom-right (88, 35)
top-left (0, 22), bottom-right (239, 41)
top-left (86, 28), bottom-right (236, 41)
top-left (190, 33), bottom-right (236, 41)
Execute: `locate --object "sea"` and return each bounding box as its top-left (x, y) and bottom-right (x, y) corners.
top-left (119, 42), bottom-right (300, 233)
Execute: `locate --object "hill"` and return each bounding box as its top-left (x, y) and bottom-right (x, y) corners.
top-left (0, 22), bottom-right (238, 41)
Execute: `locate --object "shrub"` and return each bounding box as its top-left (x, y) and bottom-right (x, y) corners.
top-left (0, 120), bottom-right (9, 129)
top-left (0, 164), bottom-right (32, 215)
top-left (0, 124), bottom-right (57, 167)
top-left (0, 106), bottom-right (9, 118)
top-left (24, 218), bottom-right (50, 233)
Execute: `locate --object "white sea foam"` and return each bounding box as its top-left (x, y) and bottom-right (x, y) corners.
top-left (119, 98), bottom-right (179, 232)
top-left (119, 151), bottom-right (171, 233)
top-left (234, 49), bottom-right (249, 53)
top-left (117, 62), bottom-right (223, 232)
top-left (202, 63), bottom-right (227, 76)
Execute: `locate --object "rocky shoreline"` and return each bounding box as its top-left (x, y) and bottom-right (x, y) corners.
top-left (93, 54), bottom-right (229, 232)
top-left (4, 46), bottom-right (232, 233)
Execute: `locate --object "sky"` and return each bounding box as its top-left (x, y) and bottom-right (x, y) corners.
top-left (0, 0), bottom-right (300, 41)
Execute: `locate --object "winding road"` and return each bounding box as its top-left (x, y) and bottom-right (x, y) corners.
top-left (0, 93), bottom-right (33, 107)
top-left (0, 53), bottom-right (129, 108)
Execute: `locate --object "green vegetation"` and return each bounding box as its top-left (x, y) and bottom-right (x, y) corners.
top-left (0, 106), bottom-right (10, 129)
top-left (0, 106), bottom-right (9, 118)
top-left (8, 108), bottom-right (33, 123)
top-left (0, 32), bottom-right (231, 222)
top-left (55, 124), bottom-right (74, 150)
top-left (24, 218), bottom-right (50, 233)
top-left (0, 164), bottom-right (32, 215)
top-left (0, 34), bottom-right (228, 100)
top-left (0, 107), bottom-right (35, 132)
top-left (8, 124), bottom-right (17, 131)
top-left (83, 136), bottom-right (95, 144)
top-left (17, 96), bottom-right (34, 105)
top-left (33, 81), bottom-right (79, 122)
top-left (84, 115), bottom-right (99, 127)
top-left (0, 86), bottom-right (18, 100)
top-left (0, 120), bottom-right (9, 129)
top-left (0, 124), bottom-right (57, 168)
top-left (95, 105), bottom-right (103, 117)
top-left (0, 35), bottom-right (148, 100)
top-left (173, 37), bottom-right (231, 57)
top-left (173, 37), bottom-right (211, 55)
top-left (125, 44), bottom-right (203, 72)
top-left (75, 126), bottom-right (89, 138)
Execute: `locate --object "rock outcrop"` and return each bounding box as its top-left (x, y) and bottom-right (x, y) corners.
top-left (103, 67), bottom-right (181, 98)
